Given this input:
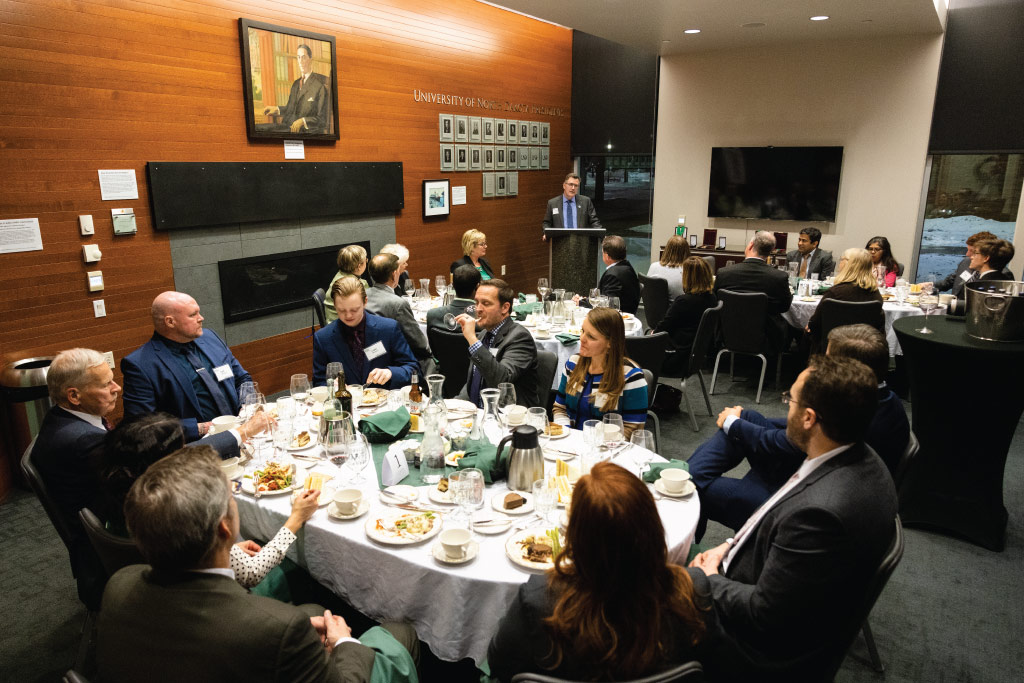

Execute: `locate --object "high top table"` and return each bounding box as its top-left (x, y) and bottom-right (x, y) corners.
top-left (893, 315), bottom-right (1024, 551)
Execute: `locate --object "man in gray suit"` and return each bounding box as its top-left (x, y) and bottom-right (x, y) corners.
top-left (785, 226), bottom-right (834, 279)
top-left (426, 264), bottom-right (481, 330)
top-left (454, 278), bottom-right (539, 407)
top-left (690, 355), bottom-right (897, 680)
top-left (97, 448), bottom-right (419, 682)
top-left (541, 172), bottom-right (602, 239)
top-left (365, 253), bottom-right (434, 378)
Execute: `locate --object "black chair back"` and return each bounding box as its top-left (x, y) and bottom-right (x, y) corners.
top-left (638, 274), bottom-right (671, 331)
top-left (686, 300), bottom-right (723, 377)
top-left (535, 350), bottom-right (559, 412)
top-left (312, 288), bottom-right (327, 330)
top-left (624, 331), bottom-right (672, 389)
top-left (893, 429), bottom-right (919, 492)
top-left (63, 670), bottom-right (91, 683)
top-left (426, 326), bottom-right (471, 398)
top-left (818, 299), bottom-right (884, 342)
top-left (701, 255), bottom-right (717, 275)
top-left (78, 508), bottom-right (145, 577)
top-left (511, 660), bottom-right (704, 682)
top-left (717, 290), bottom-right (768, 354)
top-left (821, 517), bottom-right (905, 679)
top-left (20, 441), bottom-right (77, 552)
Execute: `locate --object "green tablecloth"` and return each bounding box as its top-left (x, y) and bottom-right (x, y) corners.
top-left (370, 435), bottom-right (500, 488)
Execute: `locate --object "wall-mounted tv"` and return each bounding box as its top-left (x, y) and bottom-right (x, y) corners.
top-left (707, 146), bottom-right (843, 222)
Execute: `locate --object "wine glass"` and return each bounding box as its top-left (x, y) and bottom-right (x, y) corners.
top-left (403, 279), bottom-right (415, 297)
top-left (346, 433), bottom-right (370, 485)
top-left (444, 304), bottom-right (477, 330)
top-left (602, 413), bottom-right (624, 449)
top-left (606, 296), bottom-right (621, 312)
top-left (589, 288), bottom-right (601, 303)
top-left (629, 429), bottom-right (656, 476)
top-left (526, 407), bottom-right (549, 443)
top-left (917, 293), bottom-right (939, 334)
top-left (435, 275), bottom-right (448, 299)
top-left (538, 277), bottom-right (550, 302)
top-left (533, 478), bottom-right (558, 525)
top-left (323, 413), bottom-right (354, 480)
top-left (238, 381), bottom-right (260, 418)
top-left (290, 374), bottom-right (311, 406)
top-left (449, 469), bottom-right (482, 526)
top-left (497, 383), bottom-right (517, 427)
top-left (325, 362), bottom-right (344, 390)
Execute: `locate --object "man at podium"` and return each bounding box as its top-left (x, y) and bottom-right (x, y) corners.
top-left (542, 172), bottom-right (602, 238)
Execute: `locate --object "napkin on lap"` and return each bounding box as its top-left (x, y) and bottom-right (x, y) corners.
top-left (643, 459), bottom-right (689, 483)
top-left (358, 407), bottom-right (411, 443)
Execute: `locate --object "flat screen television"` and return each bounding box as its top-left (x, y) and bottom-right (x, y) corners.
top-left (707, 146), bottom-right (843, 222)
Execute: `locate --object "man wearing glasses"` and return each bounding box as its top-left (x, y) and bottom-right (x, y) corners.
top-left (541, 172), bottom-right (602, 239)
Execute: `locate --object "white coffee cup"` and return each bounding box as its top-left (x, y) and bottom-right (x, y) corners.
top-left (939, 293), bottom-right (954, 307)
top-left (333, 488), bottom-right (362, 515)
top-left (310, 386), bottom-right (331, 403)
top-left (439, 527), bottom-right (472, 559)
top-left (220, 457), bottom-right (240, 479)
top-left (212, 415), bottom-right (238, 433)
top-left (660, 468), bottom-right (691, 494)
top-left (506, 405), bottom-right (527, 426)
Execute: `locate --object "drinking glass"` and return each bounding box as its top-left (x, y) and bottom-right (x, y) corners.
top-left (325, 362), bottom-right (344, 389)
top-left (272, 418), bottom-right (292, 454)
top-left (606, 296), bottom-right (621, 312)
top-left (290, 374), bottom-right (311, 405)
top-left (275, 396), bottom-right (296, 421)
top-left (537, 277), bottom-right (549, 302)
top-left (238, 381), bottom-right (260, 418)
top-left (449, 468), bottom-right (483, 526)
top-left (589, 288), bottom-right (601, 302)
top-left (346, 434), bottom-right (370, 485)
top-left (533, 478), bottom-right (558, 525)
top-left (526, 406), bottom-right (550, 443)
top-left (323, 413), bottom-right (354, 478)
top-left (917, 293), bottom-right (939, 334)
top-left (403, 279), bottom-right (415, 297)
top-left (497, 382), bottom-right (517, 427)
top-left (419, 278), bottom-right (431, 295)
top-left (435, 275), bottom-right (448, 299)
top-left (629, 429), bottom-right (656, 475)
top-left (602, 413), bottom-right (624, 449)
top-left (348, 384), bottom-right (364, 415)
top-left (444, 304), bottom-right (477, 330)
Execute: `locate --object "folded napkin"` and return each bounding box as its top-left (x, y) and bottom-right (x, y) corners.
top-left (455, 438), bottom-right (506, 484)
top-left (512, 303), bottom-right (535, 321)
top-left (358, 407), bottom-right (411, 444)
top-left (555, 333), bottom-right (580, 345)
top-left (642, 458), bottom-right (689, 484)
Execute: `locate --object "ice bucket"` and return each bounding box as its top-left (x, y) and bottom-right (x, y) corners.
top-left (965, 280), bottom-right (1024, 342)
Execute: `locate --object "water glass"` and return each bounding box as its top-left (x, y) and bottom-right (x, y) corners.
top-left (497, 382), bottom-right (517, 425)
top-left (325, 362), bottom-right (344, 389)
top-left (290, 374), bottom-right (311, 405)
top-left (276, 396), bottom-right (296, 421)
top-left (435, 275), bottom-right (448, 298)
top-left (346, 434), bottom-right (370, 485)
top-left (602, 413), bottom-right (624, 449)
top-left (526, 406), bottom-right (550, 442)
top-left (533, 478), bottom-right (558, 525)
top-left (403, 279), bottom-right (415, 297)
top-left (272, 418), bottom-right (292, 453)
top-left (629, 429), bottom-right (656, 475)
top-left (606, 296), bottom-right (620, 312)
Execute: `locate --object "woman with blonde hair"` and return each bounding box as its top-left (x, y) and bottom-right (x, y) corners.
top-left (647, 234), bottom-right (691, 300)
top-left (450, 228), bottom-right (494, 280)
top-left (806, 247), bottom-right (884, 347)
top-left (552, 307), bottom-right (647, 439)
top-left (488, 462), bottom-right (712, 681)
top-left (324, 244), bottom-right (369, 322)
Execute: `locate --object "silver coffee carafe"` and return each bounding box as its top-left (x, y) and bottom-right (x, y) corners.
top-left (498, 425), bottom-right (545, 492)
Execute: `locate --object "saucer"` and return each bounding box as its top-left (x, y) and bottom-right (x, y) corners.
top-left (327, 498), bottom-right (371, 520)
top-left (655, 478), bottom-right (696, 498)
top-left (432, 540), bottom-right (480, 565)
top-left (471, 514), bottom-right (512, 535)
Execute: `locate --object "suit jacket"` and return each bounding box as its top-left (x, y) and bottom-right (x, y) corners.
top-left (366, 284), bottom-right (431, 361)
top-left (704, 442), bottom-right (898, 680)
top-left (97, 565), bottom-right (371, 683)
top-left (939, 258), bottom-right (1014, 297)
top-left (279, 72), bottom-right (331, 134)
top-left (449, 255), bottom-right (494, 278)
top-left (457, 319), bottom-right (540, 407)
top-left (953, 268), bottom-right (1016, 311)
top-left (599, 260), bottom-right (642, 314)
top-left (785, 248), bottom-right (835, 278)
top-left (542, 194), bottom-right (602, 232)
top-left (312, 313), bottom-right (418, 388)
top-left (713, 258), bottom-right (793, 348)
top-left (122, 330), bottom-right (250, 442)
top-left (426, 297), bottom-right (475, 330)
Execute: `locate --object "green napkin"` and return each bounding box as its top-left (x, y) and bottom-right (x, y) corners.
top-left (455, 438), bottom-right (506, 484)
top-left (358, 407), bottom-right (411, 444)
top-left (512, 302), bottom-right (535, 321)
top-left (518, 292), bottom-right (527, 303)
top-left (643, 458), bottom-right (689, 484)
top-left (555, 333), bottom-right (580, 345)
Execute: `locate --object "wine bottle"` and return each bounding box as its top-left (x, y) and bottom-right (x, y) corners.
top-left (334, 368), bottom-right (353, 416)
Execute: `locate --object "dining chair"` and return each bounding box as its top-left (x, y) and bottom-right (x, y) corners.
top-left (535, 350), bottom-right (559, 412)
top-left (624, 331), bottom-right (672, 407)
top-left (426, 327), bottom-right (470, 398)
top-left (638, 274), bottom-right (671, 331)
top-left (663, 301), bottom-right (722, 431)
top-left (817, 299), bottom-right (884, 344)
top-left (701, 255), bottom-right (717, 275)
top-left (78, 508), bottom-right (145, 577)
top-left (63, 670), bottom-right (90, 683)
top-left (893, 429), bottom-right (920, 493)
top-left (311, 288), bottom-right (327, 331)
top-left (511, 660), bottom-right (704, 682)
top-left (640, 368), bottom-right (660, 452)
top-left (710, 290), bottom-right (778, 403)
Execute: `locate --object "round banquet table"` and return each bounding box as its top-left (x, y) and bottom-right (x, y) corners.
top-left (893, 315), bottom-right (1024, 551)
top-left (235, 427), bottom-right (698, 665)
top-left (782, 296), bottom-right (944, 356)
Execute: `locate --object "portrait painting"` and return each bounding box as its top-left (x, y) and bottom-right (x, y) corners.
top-left (423, 179), bottom-right (451, 218)
top-left (239, 19), bottom-right (339, 141)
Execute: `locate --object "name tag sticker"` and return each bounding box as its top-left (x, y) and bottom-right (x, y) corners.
top-left (489, 347), bottom-right (500, 357)
top-left (365, 341), bottom-right (386, 361)
top-left (552, 207), bottom-right (559, 215)
top-left (593, 392), bottom-right (609, 410)
top-left (213, 364), bottom-right (233, 382)
top-left (959, 270), bottom-right (973, 283)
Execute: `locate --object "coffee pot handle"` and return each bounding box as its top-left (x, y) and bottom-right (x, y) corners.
top-left (495, 433), bottom-right (513, 469)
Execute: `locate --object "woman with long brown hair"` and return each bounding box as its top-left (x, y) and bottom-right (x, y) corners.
top-left (488, 462), bottom-right (712, 681)
top-left (552, 307), bottom-right (647, 439)
top-left (654, 256), bottom-right (718, 375)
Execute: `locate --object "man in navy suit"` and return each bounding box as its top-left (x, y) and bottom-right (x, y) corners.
top-left (687, 323), bottom-right (908, 541)
top-left (313, 275), bottom-right (419, 387)
top-left (713, 231), bottom-right (793, 351)
top-left (541, 172), bottom-right (602, 238)
top-left (122, 292), bottom-right (252, 442)
top-left (596, 235), bottom-right (641, 314)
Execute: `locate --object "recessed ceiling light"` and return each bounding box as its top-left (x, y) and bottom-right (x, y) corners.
top-left (662, 39), bottom-right (671, 43)
top-left (684, 29), bottom-right (701, 34)
top-left (741, 22), bottom-right (766, 28)
top-left (810, 15), bottom-right (829, 21)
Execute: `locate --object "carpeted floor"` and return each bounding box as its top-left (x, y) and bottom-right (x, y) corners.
top-left (2, 358), bottom-right (1022, 682)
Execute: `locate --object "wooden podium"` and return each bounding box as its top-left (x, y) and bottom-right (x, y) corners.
top-left (545, 227), bottom-right (606, 294)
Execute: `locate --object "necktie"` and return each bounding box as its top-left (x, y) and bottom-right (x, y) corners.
top-left (102, 417), bottom-right (114, 431)
top-left (566, 200), bottom-right (575, 229)
top-left (799, 255), bottom-right (808, 278)
top-left (468, 330), bottom-right (496, 406)
top-left (184, 344), bottom-right (234, 417)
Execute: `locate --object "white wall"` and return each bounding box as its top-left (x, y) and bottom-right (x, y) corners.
top-left (651, 35), bottom-right (945, 272)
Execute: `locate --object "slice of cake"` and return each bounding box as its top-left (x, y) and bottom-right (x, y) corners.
top-left (504, 492), bottom-right (526, 510)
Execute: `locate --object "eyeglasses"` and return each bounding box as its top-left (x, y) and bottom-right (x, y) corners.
top-left (564, 182), bottom-right (580, 188)
top-left (866, 247), bottom-right (883, 253)
top-left (782, 391), bottom-right (825, 423)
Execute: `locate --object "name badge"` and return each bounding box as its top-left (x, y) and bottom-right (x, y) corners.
top-left (959, 269), bottom-right (973, 283)
top-left (552, 207), bottom-right (559, 215)
top-left (364, 341), bottom-right (386, 361)
top-left (381, 449), bottom-right (409, 487)
top-left (213, 364), bottom-right (233, 382)
top-left (489, 347), bottom-right (500, 357)
top-left (593, 392), bottom-right (609, 410)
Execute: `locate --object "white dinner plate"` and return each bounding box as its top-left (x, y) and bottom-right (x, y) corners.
top-left (471, 513), bottom-right (512, 535)
top-left (428, 484), bottom-right (454, 505)
top-left (505, 527), bottom-right (564, 571)
top-left (491, 491), bottom-right (534, 515)
top-left (379, 485), bottom-right (419, 503)
top-left (287, 430), bottom-right (319, 451)
top-left (444, 451), bottom-right (468, 467)
top-left (365, 511), bottom-right (442, 545)
top-left (444, 399), bottom-right (477, 415)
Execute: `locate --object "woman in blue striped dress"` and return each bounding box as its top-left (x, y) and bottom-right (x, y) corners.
top-left (552, 307), bottom-right (648, 439)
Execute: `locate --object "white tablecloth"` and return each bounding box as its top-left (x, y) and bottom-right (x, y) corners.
top-left (235, 429), bottom-right (698, 665)
top-left (782, 297), bottom-right (944, 355)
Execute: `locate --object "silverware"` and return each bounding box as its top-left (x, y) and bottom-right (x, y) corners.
top-left (380, 489), bottom-right (415, 504)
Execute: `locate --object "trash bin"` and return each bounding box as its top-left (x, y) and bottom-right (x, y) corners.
top-left (1, 357), bottom-right (54, 498)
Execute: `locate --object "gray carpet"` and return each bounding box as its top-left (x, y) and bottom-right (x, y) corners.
top-left (2, 362), bottom-right (1022, 681)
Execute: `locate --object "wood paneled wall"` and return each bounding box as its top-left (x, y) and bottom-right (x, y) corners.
top-left (0, 0), bottom-right (571, 409)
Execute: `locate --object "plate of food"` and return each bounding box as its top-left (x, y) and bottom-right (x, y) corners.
top-left (444, 450), bottom-right (468, 467)
top-left (491, 490), bottom-right (534, 515)
top-left (287, 430), bottom-right (319, 451)
top-left (428, 478), bottom-right (454, 504)
top-left (241, 461), bottom-right (296, 495)
top-left (543, 423), bottom-right (569, 440)
top-left (506, 527), bottom-right (565, 570)
top-left (365, 511), bottom-right (441, 545)
top-left (359, 388), bottom-right (389, 407)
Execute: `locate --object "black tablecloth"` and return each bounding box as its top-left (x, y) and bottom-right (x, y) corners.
top-left (893, 315), bottom-right (1024, 551)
